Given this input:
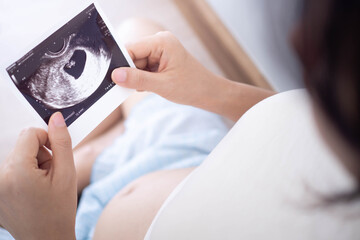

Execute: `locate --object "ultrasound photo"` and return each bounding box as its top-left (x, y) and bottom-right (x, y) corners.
top-left (6, 4), bottom-right (130, 126)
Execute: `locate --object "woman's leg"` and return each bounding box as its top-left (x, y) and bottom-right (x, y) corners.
top-left (74, 121), bottom-right (125, 192)
top-left (74, 18), bottom-right (165, 193)
top-left (93, 168), bottom-right (195, 240)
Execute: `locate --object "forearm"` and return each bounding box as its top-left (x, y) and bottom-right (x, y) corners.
top-left (195, 73), bottom-right (276, 122)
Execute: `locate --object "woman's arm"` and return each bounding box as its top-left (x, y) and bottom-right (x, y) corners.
top-left (191, 74), bottom-right (275, 121)
top-left (112, 31), bottom-right (275, 121)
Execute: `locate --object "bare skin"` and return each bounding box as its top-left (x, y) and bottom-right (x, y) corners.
top-left (93, 168), bottom-right (195, 240)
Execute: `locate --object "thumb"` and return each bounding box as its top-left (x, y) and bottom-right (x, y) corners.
top-left (48, 112), bottom-right (74, 174)
top-left (112, 67), bottom-right (161, 92)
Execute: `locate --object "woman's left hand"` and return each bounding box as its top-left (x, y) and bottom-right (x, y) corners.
top-left (0, 112), bottom-right (77, 240)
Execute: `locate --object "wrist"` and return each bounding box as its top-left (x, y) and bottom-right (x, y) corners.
top-left (194, 72), bottom-right (275, 121)
top-left (194, 72), bottom-right (237, 120)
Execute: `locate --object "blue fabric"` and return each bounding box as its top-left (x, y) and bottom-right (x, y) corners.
top-left (0, 228), bottom-right (13, 240)
top-left (76, 94), bottom-right (229, 240)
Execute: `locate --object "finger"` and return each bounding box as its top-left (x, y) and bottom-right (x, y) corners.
top-left (13, 128), bottom-right (48, 166)
top-left (126, 34), bottom-right (164, 62)
top-left (134, 58), bottom-right (159, 72)
top-left (127, 36), bottom-right (163, 72)
top-left (45, 139), bottom-right (51, 150)
top-left (36, 146), bottom-right (52, 171)
top-left (112, 67), bottom-right (162, 92)
top-left (48, 112), bottom-right (74, 175)
top-left (37, 146), bottom-right (51, 165)
top-left (133, 58), bottom-right (148, 70)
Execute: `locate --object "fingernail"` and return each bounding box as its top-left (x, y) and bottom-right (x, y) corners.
top-left (112, 68), bottom-right (127, 83)
top-left (51, 112), bottom-right (66, 127)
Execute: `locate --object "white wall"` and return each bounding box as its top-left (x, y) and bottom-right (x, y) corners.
top-left (207, 0), bottom-right (304, 91)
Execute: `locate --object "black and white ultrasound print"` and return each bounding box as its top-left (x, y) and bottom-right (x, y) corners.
top-left (6, 3), bottom-right (130, 126)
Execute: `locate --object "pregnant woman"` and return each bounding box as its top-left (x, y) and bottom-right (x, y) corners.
top-left (0, 0), bottom-right (359, 239)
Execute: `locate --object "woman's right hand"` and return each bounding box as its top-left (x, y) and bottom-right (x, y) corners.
top-left (112, 31), bottom-right (220, 108)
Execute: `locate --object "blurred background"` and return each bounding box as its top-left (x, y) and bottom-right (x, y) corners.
top-left (0, 0), bottom-right (302, 161)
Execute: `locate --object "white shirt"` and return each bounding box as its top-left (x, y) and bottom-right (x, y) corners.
top-left (146, 89), bottom-right (360, 240)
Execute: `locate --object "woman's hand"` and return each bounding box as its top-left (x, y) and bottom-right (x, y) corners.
top-left (0, 112), bottom-right (77, 240)
top-left (112, 31), bottom-right (275, 121)
top-left (112, 31), bottom-right (219, 108)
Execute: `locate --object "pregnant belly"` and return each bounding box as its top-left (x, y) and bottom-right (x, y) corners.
top-left (92, 168), bottom-right (195, 240)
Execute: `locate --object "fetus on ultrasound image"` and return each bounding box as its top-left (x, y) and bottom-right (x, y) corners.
top-left (27, 32), bottom-right (112, 110)
top-left (6, 4), bottom-right (130, 126)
